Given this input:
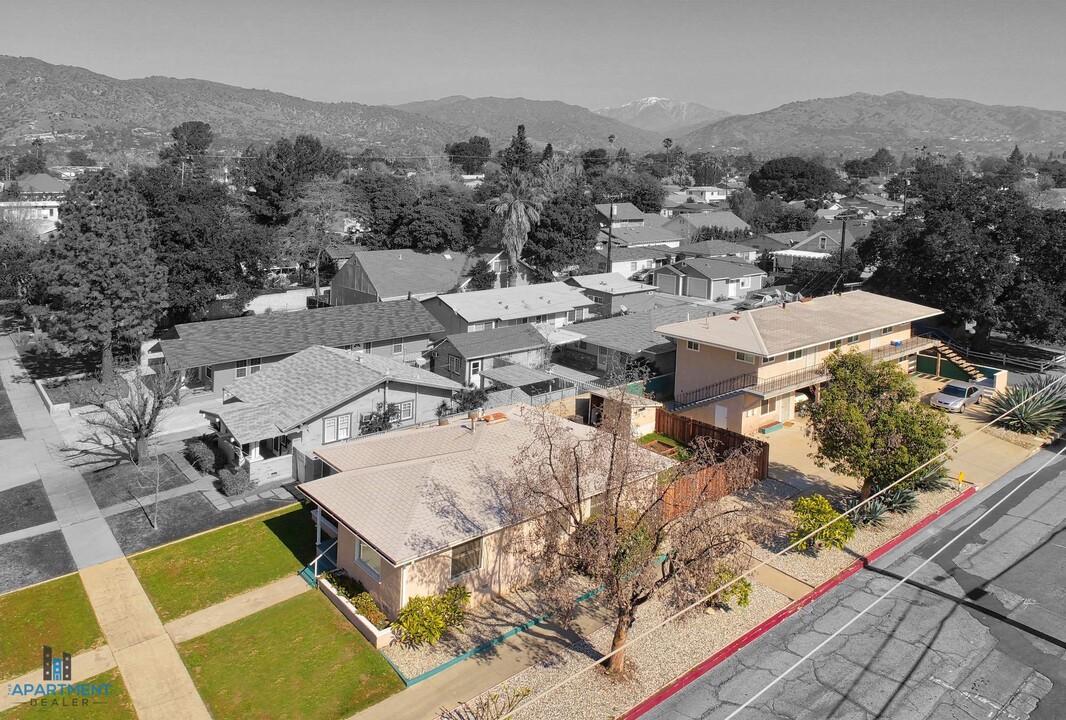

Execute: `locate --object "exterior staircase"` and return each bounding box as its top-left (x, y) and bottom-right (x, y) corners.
top-left (933, 341), bottom-right (987, 381)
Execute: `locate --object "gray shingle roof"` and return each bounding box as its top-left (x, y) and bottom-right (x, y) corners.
top-left (573, 305), bottom-right (711, 356)
top-left (673, 257), bottom-right (767, 280)
top-left (665, 211), bottom-right (750, 232)
top-left (445, 324), bottom-right (547, 360)
top-left (299, 405), bottom-right (674, 565)
top-left (160, 300), bottom-right (442, 369)
top-left (595, 245), bottom-right (676, 262)
top-left (599, 226), bottom-right (682, 247)
top-left (595, 202), bottom-right (645, 221)
top-left (680, 239), bottom-right (758, 258)
top-left (351, 248), bottom-right (502, 300)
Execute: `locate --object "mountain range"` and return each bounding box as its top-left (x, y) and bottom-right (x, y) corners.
top-left (2, 55), bottom-right (1065, 159)
top-left (593, 97), bottom-right (730, 136)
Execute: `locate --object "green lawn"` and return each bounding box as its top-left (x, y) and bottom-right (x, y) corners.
top-left (129, 504), bottom-right (314, 622)
top-left (179, 591), bottom-right (403, 720)
top-left (0, 575), bottom-right (104, 681)
top-left (0, 667), bottom-right (136, 720)
top-left (637, 432), bottom-right (683, 448)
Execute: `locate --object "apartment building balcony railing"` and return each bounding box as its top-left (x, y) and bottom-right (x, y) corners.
top-left (674, 372), bottom-right (757, 408)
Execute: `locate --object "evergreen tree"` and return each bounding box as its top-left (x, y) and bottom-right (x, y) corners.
top-left (1008, 144), bottom-right (1025, 168)
top-left (500, 125), bottom-right (535, 172)
top-left (540, 143), bottom-right (554, 163)
top-left (39, 172), bottom-right (168, 380)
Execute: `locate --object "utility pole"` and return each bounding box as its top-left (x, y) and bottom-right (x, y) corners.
top-left (603, 193), bottom-right (625, 271)
top-left (834, 210), bottom-right (858, 295)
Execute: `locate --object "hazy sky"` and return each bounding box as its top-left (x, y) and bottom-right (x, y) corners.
top-left (5, 0), bottom-right (1066, 114)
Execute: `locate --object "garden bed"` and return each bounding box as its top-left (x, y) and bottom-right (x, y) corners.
top-left (319, 577), bottom-right (393, 649)
top-left (382, 576), bottom-right (602, 681)
top-left (85, 455), bottom-right (190, 510)
top-left (42, 374), bottom-right (128, 409)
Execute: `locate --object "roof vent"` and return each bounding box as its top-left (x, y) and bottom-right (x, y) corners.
top-left (443, 253), bottom-right (452, 260)
top-left (730, 315), bottom-right (741, 321)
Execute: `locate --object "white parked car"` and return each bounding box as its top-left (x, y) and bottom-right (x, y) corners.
top-left (928, 380), bottom-right (983, 412)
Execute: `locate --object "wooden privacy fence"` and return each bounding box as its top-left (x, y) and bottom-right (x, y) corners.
top-left (662, 465), bottom-right (733, 520)
top-left (655, 409), bottom-right (770, 479)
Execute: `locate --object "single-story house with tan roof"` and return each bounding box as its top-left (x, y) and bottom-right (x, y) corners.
top-left (564, 272), bottom-right (658, 316)
top-left (298, 404), bottom-right (673, 617)
top-left (202, 345), bottom-right (461, 483)
top-left (657, 291), bottom-right (945, 434)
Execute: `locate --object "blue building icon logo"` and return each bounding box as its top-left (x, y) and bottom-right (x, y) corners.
top-left (42, 647), bottom-right (71, 682)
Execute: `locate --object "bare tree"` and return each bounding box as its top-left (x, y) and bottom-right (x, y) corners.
top-left (507, 394), bottom-right (765, 675)
top-left (440, 686), bottom-right (531, 720)
top-left (291, 176), bottom-right (351, 303)
top-left (78, 370), bottom-right (182, 465)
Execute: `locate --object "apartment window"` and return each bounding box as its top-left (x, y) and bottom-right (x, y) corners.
top-left (398, 400), bottom-right (414, 421)
top-left (847, 334), bottom-right (861, 345)
top-left (357, 539), bottom-right (383, 581)
top-left (761, 397), bottom-right (777, 415)
top-left (818, 236), bottom-right (828, 250)
top-left (829, 339), bottom-right (843, 350)
top-left (392, 339), bottom-right (404, 355)
top-left (787, 349), bottom-right (804, 361)
top-left (881, 325), bottom-right (895, 335)
top-left (234, 359), bottom-right (247, 378)
top-left (323, 413), bottom-right (352, 444)
top-left (736, 352), bottom-right (756, 364)
top-left (763, 356), bottom-right (776, 364)
top-left (203, 365), bottom-right (213, 380)
top-left (249, 357), bottom-right (261, 374)
top-left (591, 295), bottom-right (604, 304)
top-left (686, 341), bottom-right (700, 352)
top-left (567, 310), bottom-right (576, 322)
top-left (450, 538), bottom-right (482, 578)
top-left (469, 360), bottom-right (482, 376)
top-left (448, 355), bottom-right (461, 374)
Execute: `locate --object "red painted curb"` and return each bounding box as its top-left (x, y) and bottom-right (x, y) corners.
top-left (620, 485), bottom-right (979, 720)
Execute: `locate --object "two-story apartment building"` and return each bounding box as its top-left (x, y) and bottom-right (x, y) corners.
top-left (657, 291), bottom-right (944, 435)
top-left (430, 324), bottom-right (549, 387)
top-left (160, 300), bottom-right (443, 401)
top-left (204, 346), bottom-right (461, 483)
top-left (420, 282), bottom-right (597, 335)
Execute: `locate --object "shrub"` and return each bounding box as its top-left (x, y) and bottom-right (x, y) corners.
top-left (184, 438), bottom-right (216, 473)
top-left (395, 596), bottom-right (447, 646)
top-left (881, 486), bottom-right (918, 515)
top-left (218, 467), bottom-right (254, 496)
top-left (789, 494), bottom-right (855, 552)
top-left (706, 564), bottom-right (752, 609)
top-left (394, 585), bottom-right (471, 646)
top-left (986, 374), bottom-right (1066, 436)
top-left (908, 459), bottom-right (951, 492)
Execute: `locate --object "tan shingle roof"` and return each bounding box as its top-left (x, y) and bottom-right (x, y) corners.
top-left (656, 291), bottom-right (942, 356)
top-left (300, 405), bottom-right (673, 565)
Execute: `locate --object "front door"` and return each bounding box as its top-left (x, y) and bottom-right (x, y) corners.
top-left (727, 280), bottom-right (739, 298)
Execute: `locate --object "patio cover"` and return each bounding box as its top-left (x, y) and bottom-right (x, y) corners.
top-left (479, 364), bottom-right (557, 388)
top-left (535, 325), bottom-right (585, 346)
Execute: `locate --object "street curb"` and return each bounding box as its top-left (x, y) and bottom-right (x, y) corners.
top-left (619, 485), bottom-right (980, 720)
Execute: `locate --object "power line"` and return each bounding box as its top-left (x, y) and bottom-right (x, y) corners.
top-left (509, 371), bottom-right (1066, 717)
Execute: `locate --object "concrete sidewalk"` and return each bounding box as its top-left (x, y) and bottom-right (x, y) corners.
top-left (165, 574), bottom-right (310, 643)
top-left (0, 646), bottom-right (118, 712)
top-left (80, 558), bottom-right (212, 720)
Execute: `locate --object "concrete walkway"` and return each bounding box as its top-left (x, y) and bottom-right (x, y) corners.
top-left (353, 601), bottom-right (614, 720)
top-left (165, 574), bottom-right (310, 643)
top-left (80, 558), bottom-right (212, 720)
top-left (0, 645), bottom-right (118, 712)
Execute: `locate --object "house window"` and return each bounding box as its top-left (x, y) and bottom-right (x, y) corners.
top-left (630, 261), bottom-right (638, 272)
top-left (687, 341), bottom-right (700, 352)
top-left (847, 334), bottom-right (860, 344)
top-left (881, 325), bottom-right (894, 335)
top-left (740, 277), bottom-right (751, 288)
top-left (787, 349), bottom-right (804, 361)
top-left (469, 360), bottom-right (482, 376)
top-left (392, 339), bottom-right (404, 355)
top-left (357, 539), bottom-right (383, 581)
top-left (567, 310), bottom-right (576, 322)
top-left (763, 356), bottom-right (776, 363)
top-left (736, 352), bottom-right (755, 364)
top-left (449, 355), bottom-right (461, 374)
top-left (829, 339), bottom-right (843, 350)
top-left (761, 397), bottom-right (777, 414)
top-left (398, 400), bottom-right (414, 421)
top-left (271, 435), bottom-right (291, 456)
top-left (818, 236), bottom-right (828, 250)
top-left (203, 365), bottom-right (213, 380)
top-left (578, 340), bottom-right (588, 350)
top-left (450, 538), bottom-right (482, 578)
top-left (234, 359), bottom-right (248, 378)
top-left (591, 295), bottom-right (604, 304)
top-left (323, 413), bottom-right (352, 444)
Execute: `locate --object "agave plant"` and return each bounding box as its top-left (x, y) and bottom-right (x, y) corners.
top-left (881, 486), bottom-right (919, 515)
top-left (909, 458), bottom-right (951, 493)
top-left (846, 496), bottom-right (888, 528)
top-left (985, 374), bottom-right (1066, 436)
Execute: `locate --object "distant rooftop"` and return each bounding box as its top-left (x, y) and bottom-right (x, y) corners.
top-left (595, 202), bottom-right (645, 221)
top-left (444, 324), bottom-right (547, 360)
top-left (348, 247), bottom-right (503, 300)
top-left (566, 272), bottom-right (654, 295)
top-left (432, 282), bottom-right (595, 323)
top-left (599, 225), bottom-right (681, 247)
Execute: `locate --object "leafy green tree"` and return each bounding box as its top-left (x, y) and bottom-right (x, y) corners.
top-left (38, 172), bottom-right (169, 380)
top-left (1008, 144), bottom-right (1025, 169)
top-left (245, 135), bottom-right (345, 224)
top-left (465, 258), bottom-right (497, 291)
top-left (500, 125), bottom-right (535, 172)
top-left (445, 136), bottom-right (491, 174)
top-left (789, 495), bottom-right (855, 551)
top-left (159, 121), bottom-right (215, 167)
top-left (805, 352), bottom-right (960, 501)
top-left (0, 181), bottom-right (20, 200)
top-left (789, 248), bottom-right (864, 294)
top-left (0, 217), bottom-right (44, 303)
top-left (132, 166), bottom-right (269, 322)
top-left (66, 149), bottom-right (95, 166)
top-left (489, 169), bottom-right (545, 283)
top-left (581, 148), bottom-right (610, 179)
top-left (748, 156), bottom-right (843, 200)
top-left (14, 153), bottom-right (46, 176)
top-left (524, 187), bottom-right (599, 275)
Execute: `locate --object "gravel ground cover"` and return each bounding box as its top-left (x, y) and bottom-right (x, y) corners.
top-left (85, 455), bottom-right (191, 509)
top-left (500, 584), bottom-right (791, 720)
top-left (383, 576), bottom-right (602, 679)
top-left (0, 531), bottom-right (77, 594)
top-left (106, 490), bottom-right (294, 555)
top-left (0, 480), bottom-right (55, 533)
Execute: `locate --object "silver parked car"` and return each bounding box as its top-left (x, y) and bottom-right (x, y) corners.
top-left (929, 380), bottom-right (983, 412)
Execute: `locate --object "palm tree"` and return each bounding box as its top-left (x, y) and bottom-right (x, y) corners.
top-left (489, 169), bottom-right (545, 286)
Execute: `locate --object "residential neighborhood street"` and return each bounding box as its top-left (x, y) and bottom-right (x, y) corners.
top-left (640, 440), bottom-right (1066, 720)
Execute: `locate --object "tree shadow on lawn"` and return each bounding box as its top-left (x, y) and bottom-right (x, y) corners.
top-left (262, 502), bottom-right (318, 567)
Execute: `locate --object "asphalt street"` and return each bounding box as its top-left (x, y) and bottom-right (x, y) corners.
top-left (643, 440), bottom-right (1066, 720)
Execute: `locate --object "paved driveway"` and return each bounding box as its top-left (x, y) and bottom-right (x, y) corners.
top-left (641, 441), bottom-right (1066, 720)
